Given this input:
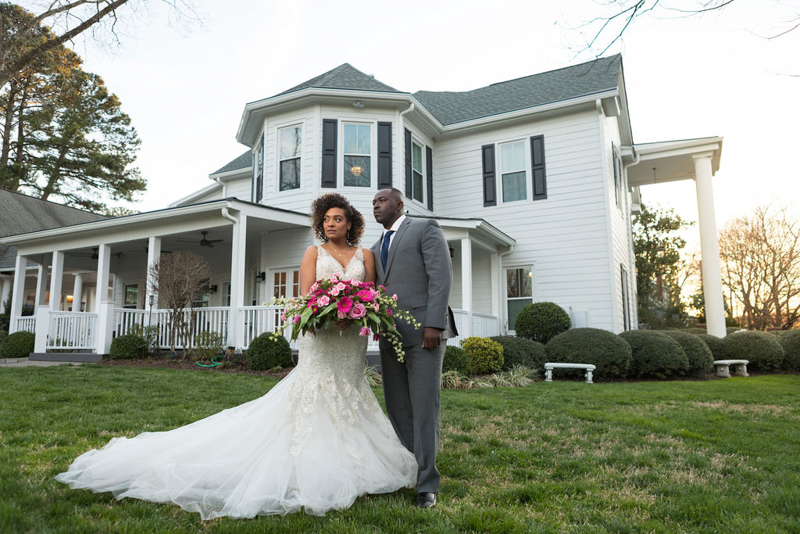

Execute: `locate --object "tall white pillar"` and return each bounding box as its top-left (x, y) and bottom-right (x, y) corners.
top-left (94, 245), bottom-right (111, 313)
top-left (94, 245), bottom-right (113, 355)
top-left (229, 214), bottom-right (247, 348)
top-left (35, 263), bottom-right (48, 307)
top-left (460, 237), bottom-right (473, 338)
top-left (71, 274), bottom-right (83, 312)
top-left (145, 236), bottom-right (161, 327)
top-left (694, 153), bottom-right (726, 338)
top-left (9, 254), bottom-right (27, 334)
top-left (49, 251), bottom-right (65, 311)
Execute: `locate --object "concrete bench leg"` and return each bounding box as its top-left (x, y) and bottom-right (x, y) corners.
top-left (545, 369), bottom-right (553, 382)
top-left (585, 370), bottom-right (594, 384)
top-left (732, 363), bottom-right (749, 377)
top-left (715, 364), bottom-right (731, 378)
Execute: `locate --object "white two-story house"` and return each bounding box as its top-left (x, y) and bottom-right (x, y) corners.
top-left (3, 54), bottom-right (726, 358)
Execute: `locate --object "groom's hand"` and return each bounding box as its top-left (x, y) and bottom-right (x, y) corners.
top-left (421, 327), bottom-right (443, 350)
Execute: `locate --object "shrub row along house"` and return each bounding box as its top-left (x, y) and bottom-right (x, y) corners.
top-left (1, 55), bottom-right (726, 358)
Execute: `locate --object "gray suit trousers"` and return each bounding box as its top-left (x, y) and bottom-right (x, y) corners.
top-left (380, 340), bottom-right (445, 493)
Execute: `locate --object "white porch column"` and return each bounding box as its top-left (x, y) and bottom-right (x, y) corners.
top-left (145, 236), bottom-right (161, 327)
top-left (94, 245), bottom-right (111, 312)
top-left (49, 251), bottom-right (65, 312)
top-left (9, 254), bottom-right (27, 334)
top-left (94, 245), bottom-right (113, 354)
top-left (694, 153), bottom-right (726, 338)
top-left (0, 276), bottom-right (11, 310)
top-left (490, 253), bottom-right (500, 320)
top-left (33, 306), bottom-right (50, 353)
top-left (460, 237), bottom-right (473, 338)
top-left (71, 274), bottom-right (83, 311)
top-left (35, 262), bottom-right (48, 307)
top-left (228, 214), bottom-right (247, 348)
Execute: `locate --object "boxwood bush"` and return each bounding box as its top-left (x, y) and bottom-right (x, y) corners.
top-left (489, 336), bottom-right (546, 371)
top-left (0, 331), bottom-right (35, 359)
top-left (619, 330), bottom-right (688, 379)
top-left (247, 333), bottom-right (292, 370)
top-left (695, 333), bottom-right (725, 362)
top-left (777, 330), bottom-right (800, 371)
top-left (545, 328), bottom-right (632, 380)
top-left (514, 302), bottom-right (571, 344)
top-left (661, 330), bottom-right (714, 376)
top-left (443, 345), bottom-right (471, 376)
top-left (461, 337), bottom-right (504, 375)
top-left (109, 334), bottom-right (147, 359)
top-left (723, 331), bottom-right (785, 372)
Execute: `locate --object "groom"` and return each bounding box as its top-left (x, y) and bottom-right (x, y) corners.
top-left (372, 187), bottom-right (455, 509)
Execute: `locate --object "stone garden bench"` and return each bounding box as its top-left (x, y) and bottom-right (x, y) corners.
top-left (713, 359), bottom-right (749, 378)
top-left (544, 362), bottom-right (596, 384)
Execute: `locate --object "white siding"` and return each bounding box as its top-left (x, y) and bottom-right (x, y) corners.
top-left (224, 177), bottom-right (252, 201)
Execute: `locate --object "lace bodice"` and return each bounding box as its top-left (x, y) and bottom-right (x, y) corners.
top-left (315, 246), bottom-right (365, 282)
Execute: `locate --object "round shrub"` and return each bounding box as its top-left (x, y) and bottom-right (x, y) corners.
top-left (443, 345), bottom-right (471, 376)
top-left (545, 328), bottom-right (632, 380)
top-left (777, 330), bottom-right (800, 371)
top-left (247, 333), bottom-right (293, 370)
top-left (109, 334), bottom-right (147, 359)
top-left (696, 333), bottom-right (725, 362)
top-left (460, 337), bottom-right (504, 375)
top-left (683, 327), bottom-right (707, 336)
top-left (0, 331), bottom-right (35, 359)
top-left (661, 330), bottom-right (714, 376)
top-left (514, 302), bottom-right (571, 344)
top-left (727, 327), bottom-right (746, 336)
top-left (489, 336), bottom-right (546, 371)
top-left (0, 329), bottom-right (7, 346)
top-left (723, 331), bottom-right (785, 373)
top-left (619, 330), bottom-right (688, 379)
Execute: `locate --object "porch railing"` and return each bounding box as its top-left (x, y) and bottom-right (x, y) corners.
top-left (48, 312), bottom-right (98, 350)
top-left (114, 307), bottom-right (230, 350)
top-left (15, 316), bottom-right (36, 334)
top-left (449, 310), bottom-right (500, 345)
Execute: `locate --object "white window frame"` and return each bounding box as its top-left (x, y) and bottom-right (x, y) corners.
top-left (270, 268), bottom-right (300, 301)
top-left (505, 265), bottom-right (534, 332)
top-left (498, 139), bottom-right (529, 204)
top-left (341, 120), bottom-right (375, 188)
top-left (276, 122), bottom-right (303, 193)
top-left (410, 137), bottom-right (426, 206)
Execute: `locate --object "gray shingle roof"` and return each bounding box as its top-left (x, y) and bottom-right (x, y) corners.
top-left (413, 55), bottom-right (622, 125)
top-left (0, 189), bottom-right (106, 269)
top-left (211, 150), bottom-right (252, 175)
top-left (277, 63), bottom-right (400, 96)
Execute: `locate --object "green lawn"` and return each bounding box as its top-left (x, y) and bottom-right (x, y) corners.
top-left (1, 366), bottom-right (798, 533)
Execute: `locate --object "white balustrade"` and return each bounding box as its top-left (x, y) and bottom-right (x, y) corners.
top-left (15, 316), bottom-right (36, 334)
top-left (447, 309), bottom-right (500, 346)
top-left (47, 312), bottom-right (98, 350)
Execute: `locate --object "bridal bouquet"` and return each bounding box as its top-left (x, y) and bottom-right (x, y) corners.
top-left (270, 274), bottom-right (419, 362)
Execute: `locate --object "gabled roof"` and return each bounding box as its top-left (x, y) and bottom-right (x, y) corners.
top-left (414, 55), bottom-right (622, 125)
top-left (0, 189), bottom-right (106, 269)
top-left (277, 63), bottom-right (400, 96)
top-left (211, 150), bottom-right (252, 175)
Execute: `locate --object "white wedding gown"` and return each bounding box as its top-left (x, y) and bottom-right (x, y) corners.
top-left (56, 246), bottom-right (417, 519)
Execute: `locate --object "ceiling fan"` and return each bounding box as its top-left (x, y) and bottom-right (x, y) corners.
top-left (198, 231), bottom-right (224, 248)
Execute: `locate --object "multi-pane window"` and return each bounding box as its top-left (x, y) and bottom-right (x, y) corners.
top-left (411, 141), bottom-right (424, 203)
top-left (279, 126), bottom-right (301, 191)
top-left (123, 284), bottom-right (138, 309)
top-left (500, 141), bottom-right (527, 202)
top-left (506, 267), bottom-right (533, 330)
top-left (273, 269), bottom-right (300, 327)
top-left (343, 123), bottom-right (371, 187)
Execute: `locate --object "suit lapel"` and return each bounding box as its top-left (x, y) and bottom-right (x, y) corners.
top-left (384, 218), bottom-right (411, 277)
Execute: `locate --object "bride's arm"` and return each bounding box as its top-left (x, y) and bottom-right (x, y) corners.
top-left (362, 248), bottom-right (376, 285)
top-left (299, 246), bottom-right (319, 295)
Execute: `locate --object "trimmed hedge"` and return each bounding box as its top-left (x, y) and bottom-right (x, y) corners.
top-left (109, 334), bottom-right (147, 359)
top-left (443, 345), bottom-right (471, 376)
top-left (619, 330), bottom-right (688, 379)
top-left (489, 336), bottom-right (546, 371)
top-left (0, 331), bottom-right (35, 359)
top-left (777, 330), bottom-right (800, 371)
top-left (514, 302), bottom-right (571, 344)
top-left (461, 337), bottom-right (504, 375)
top-left (545, 328), bottom-right (632, 380)
top-left (723, 331), bottom-right (784, 372)
top-left (247, 333), bottom-right (293, 370)
top-left (696, 333), bottom-right (725, 362)
top-left (661, 330), bottom-right (714, 376)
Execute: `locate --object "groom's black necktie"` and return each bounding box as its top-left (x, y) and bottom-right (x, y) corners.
top-left (380, 230), bottom-right (395, 270)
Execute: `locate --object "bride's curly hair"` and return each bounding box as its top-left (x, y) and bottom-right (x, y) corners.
top-left (310, 193), bottom-right (365, 245)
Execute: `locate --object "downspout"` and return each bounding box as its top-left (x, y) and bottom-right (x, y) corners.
top-left (621, 146), bottom-right (640, 330)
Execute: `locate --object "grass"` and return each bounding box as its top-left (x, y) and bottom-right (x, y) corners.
top-left (1, 366), bottom-right (799, 533)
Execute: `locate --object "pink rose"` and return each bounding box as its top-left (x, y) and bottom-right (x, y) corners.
top-left (351, 279), bottom-right (360, 286)
top-left (309, 282), bottom-right (318, 292)
top-left (331, 286), bottom-right (340, 296)
top-left (359, 326), bottom-right (371, 336)
top-left (318, 295), bottom-right (330, 306)
top-left (336, 282), bottom-right (347, 292)
top-left (392, 294), bottom-right (398, 301)
top-left (350, 303), bottom-right (366, 319)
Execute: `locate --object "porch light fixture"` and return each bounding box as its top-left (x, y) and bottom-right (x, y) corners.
top-left (256, 272), bottom-right (266, 283)
top-left (352, 100), bottom-right (365, 109)
top-left (209, 284), bottom-right (218, 294)
top-left (350, 165), bottom-right (364, 177)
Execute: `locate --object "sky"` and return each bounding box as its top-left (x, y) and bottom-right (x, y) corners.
top-left (56, 0), bottom-right (800, 248)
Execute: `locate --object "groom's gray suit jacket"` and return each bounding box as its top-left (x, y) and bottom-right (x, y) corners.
top-left (371, 217), bottom-right (456, 346)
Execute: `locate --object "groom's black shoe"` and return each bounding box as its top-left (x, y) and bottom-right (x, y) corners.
top-left (415, 492), bottom-right (437, 508)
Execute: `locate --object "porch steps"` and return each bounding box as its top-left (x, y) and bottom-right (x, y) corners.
top-left (28, 353), bottom-right (103, 363)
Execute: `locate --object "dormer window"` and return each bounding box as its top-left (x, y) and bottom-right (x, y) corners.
top-left (411, 140), bottom-right (424, 203)
top-left (343, 122), bottom-right (371, 187)
top-left (279, 125), bottom-right (302, 191)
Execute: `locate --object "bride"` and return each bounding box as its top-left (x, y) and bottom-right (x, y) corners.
top-left (56, 193), bottom-right (417, 519)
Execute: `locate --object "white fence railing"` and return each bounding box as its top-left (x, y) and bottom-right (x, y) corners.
top-left (48, 312), bottom-right (98, 350)
top-left (449, 310), bottom-right (500, 345)
top-left (114, 307), bottom-right (230, 350)
top-left (15, 316), bottom-right (36, 334)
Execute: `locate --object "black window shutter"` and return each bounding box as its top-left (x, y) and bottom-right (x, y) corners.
top-left (404, 129), bottom-right (412, 197)
top-left (321, 119), bottom-right (337, 188)
top-left (531, 135), bottom-right (547, 200)
top-left (482, 144), bottom-right (496, 207)
top-left (377, 122), bottom-right (392, 189)
top-left (426, 146), bottom-right (433, 211)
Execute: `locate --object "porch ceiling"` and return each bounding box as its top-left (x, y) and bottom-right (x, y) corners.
top-left (625, 137), bottom-right (723, 186)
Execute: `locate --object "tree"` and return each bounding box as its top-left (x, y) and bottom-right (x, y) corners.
top-left (147, 250), bottom-right (211, 357)
top-left (632, 203), bottom-right (693, 327)
top-left (719, 205), bottom-right (800, 330)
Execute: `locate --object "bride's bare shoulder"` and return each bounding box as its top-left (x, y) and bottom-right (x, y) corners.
top-left (361, 248), bottom-right (374, 260)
